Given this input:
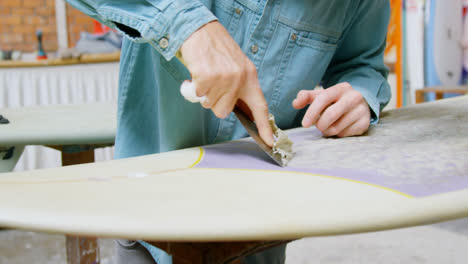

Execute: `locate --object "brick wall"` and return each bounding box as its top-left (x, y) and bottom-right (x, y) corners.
top-left (0, 0), bottom-right (94, 53)
top-left (66, 3), bottom-right (94, 50)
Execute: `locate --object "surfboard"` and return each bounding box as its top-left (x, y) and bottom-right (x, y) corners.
top-left (425, 0), bottom-right (463, 90)
top-left (0, 103), bottom-right (116, 146)
top-left (405, 0), bottom-right (425, 104)
top-left (0, 96), bottom-right (467, 242)
top-left (0, 103), bottom-right (116, 172)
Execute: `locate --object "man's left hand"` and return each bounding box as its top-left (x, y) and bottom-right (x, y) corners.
top-left (292, 82), bottom-right (371, 137)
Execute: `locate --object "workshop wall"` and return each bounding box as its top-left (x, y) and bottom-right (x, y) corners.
top-left (0, 0), bottom-right (93, 52)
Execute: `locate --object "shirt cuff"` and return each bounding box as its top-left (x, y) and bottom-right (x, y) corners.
top-left (99, 0), bottom-right (217, 61)
top-left (351, 84), bottom-right (381, 124)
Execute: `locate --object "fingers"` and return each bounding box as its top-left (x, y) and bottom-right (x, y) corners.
top-left (292, 90), bottom-right (320, 109)
top-left (179, 21), bottom-right (251, 119)
top-left (296, 82), bottom-right (370, 138)
top-left (210, 89), bottom-right (237, 118)
top-left (244, 91), bottom-right (274, 147)
top-left (337, 116), bottom-right (370, 137)
top-left (301, 86), bottom-right (343, 128)
top-left (314, 96), bottom-right (352, 133)
top-left (316, 89), bottom-right (365, 133)
top-left (194, 56), bottom-right (244, 112)
top-left (322, 103), bottom-right (369, 137)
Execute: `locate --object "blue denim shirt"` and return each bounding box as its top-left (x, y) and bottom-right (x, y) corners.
top-left (66, 0), bottom-right (391, 157)
top-left (66, 0), bottom-right (391, 262)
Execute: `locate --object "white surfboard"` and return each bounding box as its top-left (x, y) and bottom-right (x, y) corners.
top-left (427, 0), bottom-right (463, 87)
top-left (0, 96), bottom-right (467, 241)
top-left (405, 0), bottom-right (425, 104)
top-left (0, 103), bottom-right (116, 172)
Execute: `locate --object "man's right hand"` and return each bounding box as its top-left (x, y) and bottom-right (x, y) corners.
top-left (179, 21), bottom-right (274, 147)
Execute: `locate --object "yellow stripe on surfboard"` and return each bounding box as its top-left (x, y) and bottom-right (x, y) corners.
top-left (193, 167), bottom-right (413, 198)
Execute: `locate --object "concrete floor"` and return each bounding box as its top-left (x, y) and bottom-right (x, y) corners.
top-left (1, 218), bottom-right (468, 264)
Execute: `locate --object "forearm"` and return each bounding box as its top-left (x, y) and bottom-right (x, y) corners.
top-left (321, 0), bottom-right (391, 123)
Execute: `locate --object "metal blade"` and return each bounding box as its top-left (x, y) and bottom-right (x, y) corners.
top-left (233, 106), bottom-right (285, 167)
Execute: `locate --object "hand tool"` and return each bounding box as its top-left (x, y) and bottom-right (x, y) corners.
top-left (180, 81), bottom-right (292, 167)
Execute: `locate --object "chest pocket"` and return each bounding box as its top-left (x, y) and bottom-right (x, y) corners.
top-left (267, 0), bottom-right (354, 128)
top-left (277, 0), bottom-right (351, 41)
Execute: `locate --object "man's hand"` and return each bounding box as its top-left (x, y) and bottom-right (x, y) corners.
top-left (292, 83), bottom-right (371, 137)
top-left (179, 21), bottom-right (274, 147)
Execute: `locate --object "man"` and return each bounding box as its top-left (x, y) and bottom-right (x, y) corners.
top-left (65, 0), bottom-right (391, 263)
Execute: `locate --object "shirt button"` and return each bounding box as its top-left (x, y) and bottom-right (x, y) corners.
top-left (234, 8), bottom-right (242, 15)
top-left (291, 33), bottom-right (297, 41)
top-left (251, 44), bottom-right (258, 54)
top-left (159, 37), bottom-right (169, 49)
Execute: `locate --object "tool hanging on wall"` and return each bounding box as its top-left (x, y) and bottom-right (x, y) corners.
top-left (36, 30), bottom-right (47, 60)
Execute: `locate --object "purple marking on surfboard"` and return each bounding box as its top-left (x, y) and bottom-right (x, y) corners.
top-left (195, 131), bottom-right (468, 197)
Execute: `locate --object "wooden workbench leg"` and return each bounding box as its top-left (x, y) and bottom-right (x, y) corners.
top-left (61, 149), bottom-right (95, 166)
top-left (415, 90), bottom-right (425, 104)
top-left (62, 148), bottom-right (100, 264)
top-left (150, 241), bottom-right (289, 264)
top-left (435, 92), bottom-right (444, 101)
top-left (66, 237), bottom-right (100, 264)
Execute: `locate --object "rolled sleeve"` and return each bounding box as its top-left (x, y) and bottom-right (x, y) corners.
top-left (322, 0), bottom-right (391, 124)
top-left (66, 0), bottom-right (217, 60)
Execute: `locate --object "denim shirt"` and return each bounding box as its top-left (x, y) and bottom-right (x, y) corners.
top-left (64, 0), bottom-right (390, 261)
top-left (66, 0), bottom-right (391, 159)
